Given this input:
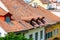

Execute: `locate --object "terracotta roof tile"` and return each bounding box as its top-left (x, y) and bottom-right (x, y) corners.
top-left (0, 0), bottom-right (60, 32)
top-left (16, 0), bottom-right (60, 22)
top-left (40, 0), bottom-right (49, 4)
top-left (1, 0), bottom-right (43, 20)
top-left (0, 20), bottom-right (27, 32)
top-left (19, 20), bottom-right (33, 29)
top-left (36, 6), bottom-right (60, 22)
top-left (2, 0), bottom-right (60, 22)
top-left (40, 0), bottom-right (57, 4)
top-left (57, 3), bottom-right (60, 6)
top-left (0, 8), bottom-right (7, 16)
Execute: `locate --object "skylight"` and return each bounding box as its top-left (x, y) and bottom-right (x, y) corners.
top-left (23, 0), bottom-right (32, 3)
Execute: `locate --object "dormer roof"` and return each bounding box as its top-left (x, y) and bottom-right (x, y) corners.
top-left (0, 8), bottom-right (12, 16)
top-left (0, 0), bottom-right (60, 33)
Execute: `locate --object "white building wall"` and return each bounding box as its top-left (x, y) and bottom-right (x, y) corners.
top-left (57, 6), bottom-right (60, 9)
top-left (25, 27), bottom-right (45, 40)
top-left (47, 3), bottom-right (57, 9)
top-left (0, 27), bottom-right (7, 37)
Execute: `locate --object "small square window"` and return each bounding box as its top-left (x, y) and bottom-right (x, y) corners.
top-left (48, 32), bottom-right (52, 38)
top-left (6, 16), bottom-right (10, 23)
top-left (29, 34), bottom-right (33, 38)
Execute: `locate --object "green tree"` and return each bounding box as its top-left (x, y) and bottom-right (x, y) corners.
top-left (0, 37), bottom-right (4, 40)
top-left (0, 32), bottom-right (33, 40)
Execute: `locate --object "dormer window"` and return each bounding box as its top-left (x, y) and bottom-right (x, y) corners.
top-left (30, 18), bottom-right (36, 26)
top-left (6, 16), bottom-right (10, 23)
top-left (26, 17), bottom-right (46, 27)
top-left (30, 18), bottom-right (39, 27)
top-left (40, 17), bottom-right (45, 24)
top-left (36, 18), bottom-right (41, 25)
top-left (4, 12), bottom-right (12, 23)
top-left (36, 17), bottom-right (45, 24)
top-left (29, 17), bottom-right (45, 26)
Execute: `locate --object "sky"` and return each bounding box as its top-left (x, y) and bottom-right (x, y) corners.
top-left (57, 0), bottom-right (60, 2)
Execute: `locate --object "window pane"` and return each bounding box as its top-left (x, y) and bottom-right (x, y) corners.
top-left (47, 32), bottom-right (52, 38)
top-left (35, 32), bottom-right (38, 40)
top-left (56, 29), bottom-right (58, 34)
top-left (45, 34), bottom-right (48, 39)
top-left (50, 32), bottom-right (52, 37)
top-left (6, 16), bottom-right (10, 23)
top-left (29, 34), bottom-right (33, 38)
top-left (40, 31), bottom-right (43, 39)
top-left (54, 29), bottom-right (58, 35)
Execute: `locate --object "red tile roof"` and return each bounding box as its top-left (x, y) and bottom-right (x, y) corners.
top-left (0, 20), bottom-right (28, 32)
top-left (57, 3), bottom-right (60, 6)
top-left (0, 8), bottom-right (7, 16)
top-left (40, 0), bottom-right (49, 4)
top-left (40, 0), bottom-right (57, 4)
top-left (35, 6), bottom-right (60, 22)
top-left (0, 0), bottom-right (60, 33)
top-left (1, 0), bottom-right (43, 20)
top-left (16, 0), bottom-right (60, 22)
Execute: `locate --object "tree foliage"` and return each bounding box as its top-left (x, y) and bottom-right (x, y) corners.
top-left (0, 32), bottom-right (33, 40)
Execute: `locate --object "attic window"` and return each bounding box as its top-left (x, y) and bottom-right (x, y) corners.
top-left (36, 17), bottom-right (45, 24)
top-left (6, 16), bottom-right (10, 23)
top-left (36, 18), bottom-right (41, 25)
top-left (30, 18), bottom-right (36, 26)
top-left (40, 17), bottom-right (45, 24)
top-left (26, 17), bottom-right (46, 27)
